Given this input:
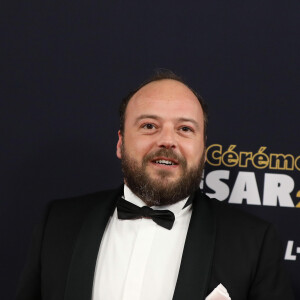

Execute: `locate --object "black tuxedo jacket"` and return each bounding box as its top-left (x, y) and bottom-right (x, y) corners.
top-left (16, 187), bottom-right (294, 300)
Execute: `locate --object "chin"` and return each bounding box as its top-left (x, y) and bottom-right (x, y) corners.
top-left (152, 175), bottom-right (179, 184)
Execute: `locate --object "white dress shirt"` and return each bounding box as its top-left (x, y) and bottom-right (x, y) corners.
top-left (92, 185), bottom-right (193, 300)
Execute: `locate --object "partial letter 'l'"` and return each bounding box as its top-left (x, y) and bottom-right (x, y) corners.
top-left (284, 241), bottom-right (297, 260)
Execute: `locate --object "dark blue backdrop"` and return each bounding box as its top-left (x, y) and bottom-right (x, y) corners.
top-left (1, 1), bottom-right (299, 299)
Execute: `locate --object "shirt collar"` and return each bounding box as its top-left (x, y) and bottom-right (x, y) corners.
top-left (123, 184), bottom-right (191, 217)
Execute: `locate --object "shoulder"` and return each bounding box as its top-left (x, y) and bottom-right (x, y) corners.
top-left (45, 186), bottom-right (122, 223)
top-left (36, 186), bottom-right (122, 247)
top-left (51, 187), bottom-right (119, 207)
top-left (203, 193), bottom-right (285, 262)
top-left (197, 191), bottom-right (276, 244)
top-left (203, 192), bottom-right (270, 229)
top-left (201, 193), bottom-right (283, 266)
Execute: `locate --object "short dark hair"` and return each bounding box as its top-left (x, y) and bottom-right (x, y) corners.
top-left (119, 69), bottom-right (208, 137)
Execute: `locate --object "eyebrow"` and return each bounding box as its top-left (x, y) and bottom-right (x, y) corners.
top-left (134, 114), bottom-right (161, 125)
top-left (177, 117), bottom-right (200, 130)
top-left (134, 115), bottom-right (200, 130)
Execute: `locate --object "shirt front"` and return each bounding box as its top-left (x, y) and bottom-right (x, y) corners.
top-left (92, 185), bottom-right (193, 300)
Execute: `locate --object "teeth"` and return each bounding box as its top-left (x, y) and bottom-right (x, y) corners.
top-left (155, 159), bottom-right (175, 165)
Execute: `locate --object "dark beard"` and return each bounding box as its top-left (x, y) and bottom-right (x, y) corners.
top-left (121, 145), bottom-right (205, 206)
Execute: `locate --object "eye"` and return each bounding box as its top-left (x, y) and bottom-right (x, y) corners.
top-left (142, 123), bottom-right (156, 130)
top-left (180, 126), bottom-right (193, 132)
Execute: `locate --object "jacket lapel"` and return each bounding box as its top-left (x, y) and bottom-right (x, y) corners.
top-left (173, 190), bottom-right (217, 300)
top-left (64, 187), bottom-right (122, 300)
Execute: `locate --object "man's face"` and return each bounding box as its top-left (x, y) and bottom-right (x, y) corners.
top-left (116, 79), bottom-right (206, 206)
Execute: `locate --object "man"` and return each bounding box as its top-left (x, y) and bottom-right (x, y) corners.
top-left (16, 71), bottom-right (294, 300)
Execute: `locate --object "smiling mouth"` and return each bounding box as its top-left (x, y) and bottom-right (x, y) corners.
top-left (151, 158), bottom-right (178, 166)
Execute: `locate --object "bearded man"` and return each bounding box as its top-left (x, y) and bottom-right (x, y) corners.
top-left (16, 70), bottom-right (294, 300)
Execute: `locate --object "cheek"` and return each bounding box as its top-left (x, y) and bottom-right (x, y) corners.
top-left (126, 135), bottom-right (155, 156)
top-left (180, 141), bottom-right (204, 163)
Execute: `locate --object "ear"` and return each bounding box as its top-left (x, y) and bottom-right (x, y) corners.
top-left (116, 130), bottom-right (123, 159)
top-left (204, 137), bottom-right (207, 163)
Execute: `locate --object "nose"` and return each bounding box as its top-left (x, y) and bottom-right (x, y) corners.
top-left (157, 126), bottom-right (177, 149)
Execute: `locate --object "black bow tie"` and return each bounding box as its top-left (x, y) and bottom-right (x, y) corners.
top-left (117, 197), bottom-right (175, 230)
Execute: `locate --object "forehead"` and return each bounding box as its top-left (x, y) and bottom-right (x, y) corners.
top-left (126, 79), bottom-right (204, 120)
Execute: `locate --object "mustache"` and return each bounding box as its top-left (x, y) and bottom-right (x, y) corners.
top-left (143, 148), bottom-right (187, 166)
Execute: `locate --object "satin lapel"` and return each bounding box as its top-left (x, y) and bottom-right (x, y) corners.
top-left (173, 190), bottom-right (217, 300)
top-left (64, 187), bottom-right (122, 300)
